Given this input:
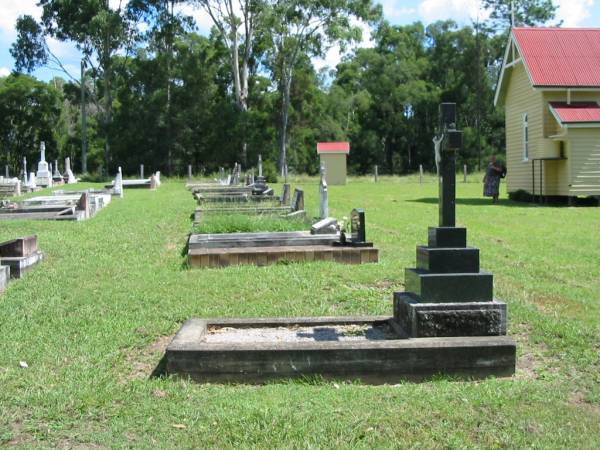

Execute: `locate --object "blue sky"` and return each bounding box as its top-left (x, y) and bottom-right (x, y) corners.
top-left (1, 0), bottom-right (599, 81)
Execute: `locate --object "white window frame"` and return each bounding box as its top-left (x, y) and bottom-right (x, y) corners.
top-left (523, 113), bottom-right (529, 161)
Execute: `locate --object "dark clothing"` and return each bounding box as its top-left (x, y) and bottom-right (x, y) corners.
top-left (484, 163), bottom-right (503, 197)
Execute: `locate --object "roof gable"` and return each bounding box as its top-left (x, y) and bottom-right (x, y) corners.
top-left (513, 28), bottom-right (600, 87)
top-left (495, 27), bottom-right (600, 106)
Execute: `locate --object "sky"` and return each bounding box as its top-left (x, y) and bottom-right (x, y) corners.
top-left (0, 0), bottom-right (599, 81)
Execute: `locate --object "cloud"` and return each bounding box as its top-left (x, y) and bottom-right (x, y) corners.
top-left (418, 0), bottom-right (489, 24)
top-left (555, 0), bottom-right (594, 27)
top-left (0, 0), bottom-right (41, 39)
top-left (0, 67), bottom-right (10, 77)
top-left (380, 1), bottom-right (417, 20)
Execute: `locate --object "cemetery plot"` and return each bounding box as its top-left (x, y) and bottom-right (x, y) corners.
top-left (187, 208), bottom-right (378, 268)
top-left (193, 188), bottom-right (304, 224)
top-left (166, 317), bottom-right (515, 383)
top-left (0, 178), bottom-right (21, 197)
top-left (0, 235), bottom-right (43, 280)
top-left (0, 190), bottom-right (113, 221)
top-left (168, 103), bottom-right (516, 383)
top-left (106, 171), bottom-right (161, 190)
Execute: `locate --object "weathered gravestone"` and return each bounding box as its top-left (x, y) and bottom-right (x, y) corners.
top-left (36, 142), bottom-right (52, 187)
top-left (319, 163), bottom-right (328, 219)
top-left (0, 265), bottom-right (8, 293)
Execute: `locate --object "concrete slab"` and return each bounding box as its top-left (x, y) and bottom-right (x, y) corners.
top-left (166, 317), bottom-right (516, 383)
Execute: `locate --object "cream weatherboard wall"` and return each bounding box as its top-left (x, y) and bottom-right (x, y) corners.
top-left (504, 61), bottom-right (600, 197)
top-left (504, 62), bottom-right (544, 194)
top-left (567, 128), bottom-right (600, 195)
top-left (319, 153), bottom-right (347, 185)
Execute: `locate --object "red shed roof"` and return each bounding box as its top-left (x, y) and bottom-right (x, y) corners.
top-left (513, 27), bottom-right (600, 87)
top-left (317, 142), bottom-right (350, 154)
top-left (549, 102), bottom-right (600, 124)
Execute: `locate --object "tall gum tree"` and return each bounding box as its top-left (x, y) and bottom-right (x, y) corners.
top-left (262, 0), bottom-right (381, 172)
top-left (11, 0), bottom-right (135, 174)
top-left (194, 0), bottom-right (264, 165)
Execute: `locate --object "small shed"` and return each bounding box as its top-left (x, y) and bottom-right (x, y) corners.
top-left (317, 142), bottom-right (350, 185)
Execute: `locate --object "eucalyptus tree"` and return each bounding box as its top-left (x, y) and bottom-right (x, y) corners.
top-left (11, 0), bottom-right (136, 173)
top-left (262, 0), bottom-right (381, 171)
top-left (193, 0), bottom-right (266, 164)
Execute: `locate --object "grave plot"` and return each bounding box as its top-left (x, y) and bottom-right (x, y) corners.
top-left (187, 208), bottom-right (378, 268)
top-left (167, 103), bottom-right (516, 383)
top-left (193, 187), bottom-right (304, 224)
top-left (0, 190), bottom-right (112, 221)
top-left (0, 235), bottom-right (43, 280)
top-left (106, 171), bottom-right (161, 189)
top-left (0, 178), bottom-right (21, 197)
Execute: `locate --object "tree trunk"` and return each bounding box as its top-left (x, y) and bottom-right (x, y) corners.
top-left (278, 72), bottom-right (292, 172)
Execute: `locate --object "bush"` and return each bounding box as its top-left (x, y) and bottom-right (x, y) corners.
top-left (508, 189), bottom-right (533, 203)
top-left (261, 160), bottom-right (279, 183)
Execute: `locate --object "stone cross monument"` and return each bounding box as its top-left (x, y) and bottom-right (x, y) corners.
top-left (393, 102), bottom-right (509, 340)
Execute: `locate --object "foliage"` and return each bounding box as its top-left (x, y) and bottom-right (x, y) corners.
top-left (195, 212), bottom-right (308, 233)
top-left (0, 74), bottom-right (61, 174)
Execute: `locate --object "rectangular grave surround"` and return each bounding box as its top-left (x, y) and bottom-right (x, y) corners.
top-left (0, 236), bottom-right (43, 279)
top-left (166, 317), bottom-right (516, 383)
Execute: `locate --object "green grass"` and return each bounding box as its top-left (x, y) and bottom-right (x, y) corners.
top-left (0, 176), bottom-right (599, 448)
top-left (194, 214), bottom-right (309, 234)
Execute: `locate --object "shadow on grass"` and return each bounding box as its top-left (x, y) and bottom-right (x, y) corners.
top-left (150, 354), bottom-right (168, 378)
top-left (408, 197), bottom-right (531, 207)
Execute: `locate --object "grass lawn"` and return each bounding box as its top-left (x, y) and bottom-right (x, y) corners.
top-left (0, 175), bottom-right (598, 448)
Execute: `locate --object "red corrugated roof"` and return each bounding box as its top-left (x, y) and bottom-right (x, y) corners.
top-left (317, 142), bottom-right (350, 154)
top-left (549, 102), bottom-right (600, 123)
top-left (513, 27), bottom-right (600, 87)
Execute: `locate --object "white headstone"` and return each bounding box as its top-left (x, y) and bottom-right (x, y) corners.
top-left (319, 163), bottom-right (328, 219)
top-left (36, 141), bottom-right (52, 187)
top-left (114, 167), bottom-right (123, 198)
top-left (23, 157), bottom-right (28, 186)
top-left (64, 157), bottom-right (76, 184)
top-left (28, 172), bottom-right (37, 188)
top-left (258, 154), bottom-right (263, 177)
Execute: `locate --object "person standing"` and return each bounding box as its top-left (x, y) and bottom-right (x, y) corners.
top-left (483, 155), bottom-right (504, 203)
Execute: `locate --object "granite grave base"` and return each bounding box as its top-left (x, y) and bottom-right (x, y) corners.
top-left (0, 235), bottom-right (43, 279)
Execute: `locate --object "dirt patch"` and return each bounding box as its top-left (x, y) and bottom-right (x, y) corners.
top-left (165, 242), bottom-right (178, 251)
top-left (530, 293), bottom-right (585, 319)
top-left (512, 322), bottom-right (559, 381)
top-left (123, 334), bottom-right (172, 382)
top-left (3, 420), bottom-right (35, 447)
top-left (569, 391), bottom-right (600, 416)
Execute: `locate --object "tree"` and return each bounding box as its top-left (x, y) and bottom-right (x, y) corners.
top-left (194, 0), bottom-right (265, 164)
top-left (482, 0), bottom-right (558, 30)
top-left (0, 74), bottom-right (61, 174)
top-left (11, 0), bottom-right (135, 174)
top-left (262, 0), bottom-right (381, 171)
top-left (128, 0), bottom-right (194, 174)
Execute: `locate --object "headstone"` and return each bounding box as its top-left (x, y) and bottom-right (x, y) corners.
top-left (114, 167), bottom-right (124, 198)
top-left (23, 157), bottom-right (28, 186)
top-left (319, 163), bottom-right (328, 219)
top-left (282, 183), bottom-right (290, 204)
top-left (140, 164), bottom-right (144, 179)
top-left (374, 165), bottom-right (378, 182)
top-left (394, 102), bottom-right (507, 338)
top-left (311, 217), bottom-right (338, 235)
top-left (253, 155), bottom-right (268, 195)
top-left (419, 164), bottom-right (424, 185)
top-left (64, 157), bottom-right (76, 184)
top-left (258, 154), bottom-right (263, 178)
top-left (28, 173), bottom-right (37, 189)
top-left (4, 165), bottom-right (8, 179)
top-left (219, 167), bottom-right (225, 184)
top-left (76, 192), bottom-right (90, 219)
top-left (155, 171), bottom-right (161, 186)
top-left (188, 164), bottom-right (192, 180)
top-left (0, 265), bottom-right (8, 293)
top-left (35, 142), bottom-right (52, 187)
top-left (350, 208), bottom-right (366, 243)
top-left (291, 188), bottom-right (304, 212)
